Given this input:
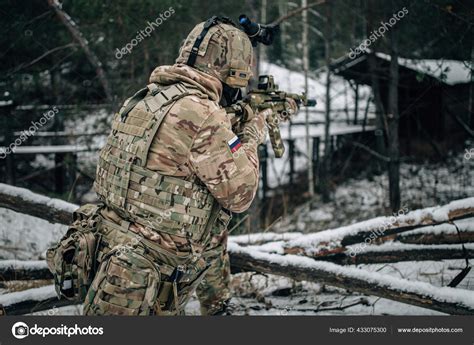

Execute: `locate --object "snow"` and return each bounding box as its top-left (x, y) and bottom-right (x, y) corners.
top-left (0, 284), bottom-right (57, 307)
top-left (229, 232), bottom-right (302, 245)
top-left (402, 218), bottom-right (474, 236)
top-left (0, 208), bottom-right (67, 260)
top-left (432, 198), bottom-right (474, 222)
top-left (247, 241), bottom-right (286, 254)
top-left (228, 242), bottom-right (474, 310)
top-left (0, 183), bottom-right (78, 214)
top-left (283, 197), bottom-right (474, 254)
top-left (0, 100), bottom-right (13, 107)
top-left (376, 53), bottom-right (471, 86)
top-left (0, 145), bottom-right (95, 154)
top-left (0, 260), bottom-right (48, 270)
top-left (355, 242), bottom-right (474, 253)
top-left (258, 61), bottom-right (377, 188)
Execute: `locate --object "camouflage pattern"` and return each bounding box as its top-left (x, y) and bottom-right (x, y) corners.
top-left (175, 22), bottom-right (253, 88)
top-left (83, 18), bottom-right (262, 315)
top-left (46, 204), bottom-right (102, 302)
top-left (196, 222), bottom-right (231, 315)
top-left (84, 59), bottom-right (265, 315)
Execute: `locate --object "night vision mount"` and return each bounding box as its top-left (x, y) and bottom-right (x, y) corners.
top-left (238, 14), bottom-right (279, 47)
top-left (186, 15), bottom-right (279, 68)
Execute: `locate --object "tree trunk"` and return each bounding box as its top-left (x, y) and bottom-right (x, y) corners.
top-left (469, 40), bottom-right (474, 128)
top-left (47, 0), bottom-right (113, 103)
top-left (283, 198), bottom-right (474, 256)
top-left (319, 0), bottom-right (332, 201)
top-left (387, 0), bottom-right (401, 212)
top-left (302, 0), bottom-right (315, 198)
top-left (366, 0), bottom-right (386, 162)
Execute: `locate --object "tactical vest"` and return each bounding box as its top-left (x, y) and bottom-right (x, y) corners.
top-left (94, 82), bottom-right (219, 242)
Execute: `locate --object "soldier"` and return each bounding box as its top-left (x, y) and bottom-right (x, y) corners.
top-left (82, 17), bottom-right (297, 315)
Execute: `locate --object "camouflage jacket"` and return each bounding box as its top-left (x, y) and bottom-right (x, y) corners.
top-left (99, 64), bottom-right (265, 251)
top-left (146, 63), bottom-right (265, 213)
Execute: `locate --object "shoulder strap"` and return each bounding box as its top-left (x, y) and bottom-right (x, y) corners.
top-left (120, 87), bottom-right (149, 122)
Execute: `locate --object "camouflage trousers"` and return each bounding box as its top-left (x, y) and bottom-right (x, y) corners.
top-left (196, 230), bottom-right (231, 315)
top-left (83, 213), bottom-right (231, 316)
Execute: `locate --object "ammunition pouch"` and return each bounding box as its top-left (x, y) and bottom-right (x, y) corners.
top-left (83, 246), bottom-right (161, 316)
top-left (83, 218), bottom-right (211, 315)
top-left (46, 204), bottom-right (102, 302)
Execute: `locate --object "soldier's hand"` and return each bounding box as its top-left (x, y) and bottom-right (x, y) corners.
top-left (284, 97), bottom-right (299, 117)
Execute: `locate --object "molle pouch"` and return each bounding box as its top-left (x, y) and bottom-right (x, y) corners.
top-left (212, 209), bottom-right (232, 235)
top-left (46, 204), bottom-right (102, 302)
top-left (176, 264), bottom-right (210, 311)
top-left (83, 246), bottom-right (161, 316)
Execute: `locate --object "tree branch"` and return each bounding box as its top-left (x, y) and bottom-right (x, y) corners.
top-left (271, 0), bottom-right (326, 25)
top-left (47, 0), bottom-right (113, 103)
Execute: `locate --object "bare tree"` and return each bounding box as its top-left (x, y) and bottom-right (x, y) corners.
top-left (319, 1), bottom-right (333, 202)
top-left (386, 0), bottom-right (401, 211)
top-left (47, 0), bottom-right (113, 103)
top-left (302, 0), bottom-right (314, 197)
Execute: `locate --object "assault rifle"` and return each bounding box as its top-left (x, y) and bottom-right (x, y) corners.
top-left (230, 75), bottom-right (316, 158)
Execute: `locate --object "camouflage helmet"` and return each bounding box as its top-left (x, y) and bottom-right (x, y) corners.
top-left (176, 18), bottom-right (253, 88)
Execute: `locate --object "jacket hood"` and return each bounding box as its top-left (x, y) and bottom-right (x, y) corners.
top-left (149, 64), bottom-right (222, 102)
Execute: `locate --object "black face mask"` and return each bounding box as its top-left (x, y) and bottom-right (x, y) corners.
top-left (220, 83), bottom-right (243, 107)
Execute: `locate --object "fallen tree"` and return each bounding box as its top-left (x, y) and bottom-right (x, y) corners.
top-left (229, 243), bottom-right (474, 315)
top-left (6, 241), bottom-right (473, 283)
top-left (0, 183), bottom-right (77, 225)
top-left (310, 243), bottom-right (474, 265)
top-left (283, 198), bottom-right (474, 257)
top-left (1, 183), bottom-right (474, 315)
top-left (0, 260), bottom-right (52, 281)
top-left (0, 285), bottom-right (73, 316)
top-left (396, 219), bottom-right (474, 245)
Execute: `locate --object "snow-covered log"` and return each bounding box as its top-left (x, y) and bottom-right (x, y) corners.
top-left (229, 243), bottom-right (474, 315)
top-left (284, 198), bottom-right (474, 257)
top-left (0, 183), bottom-right (77, 224)
top-left (309, 243), bottom-right (474, 265)
top-left (396, 218), bottom-right (474, 245)
top-left (229, 232), bottom-right (303, 246)
top-left (0, 285), bottom-right (73, 315)
top-left (0, 260), bottom-right (52, 281)
top-left (5, 241), bottom-right (473, 284)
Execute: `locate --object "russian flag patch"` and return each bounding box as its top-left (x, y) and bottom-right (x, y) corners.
top-left (228, 135), bottom-right (242, 153)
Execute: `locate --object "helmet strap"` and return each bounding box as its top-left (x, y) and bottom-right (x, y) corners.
top-left (186, 16), bottom-right (236, 67)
